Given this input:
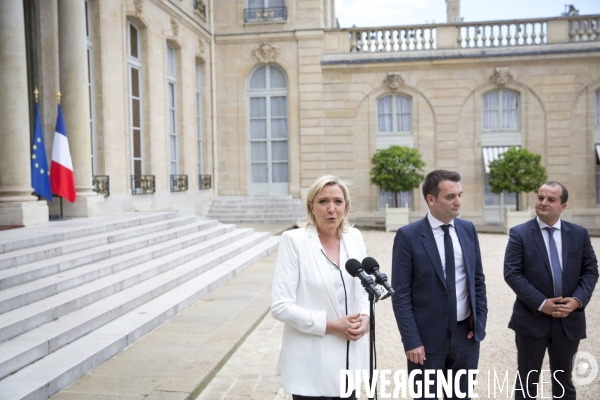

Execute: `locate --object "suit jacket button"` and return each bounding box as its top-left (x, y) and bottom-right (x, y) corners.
top-left (445, 291), bottom-right (448, 295)
top-left (443, 310), bottom-right (448, 315)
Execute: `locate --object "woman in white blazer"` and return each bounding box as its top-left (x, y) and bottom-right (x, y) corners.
top-left (271, 175), bottom-right (370, 399)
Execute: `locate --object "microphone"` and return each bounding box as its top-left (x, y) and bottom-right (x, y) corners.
top-left (345, 258), bottom-right (382, 301)
top-left (362, 257), bottom-right (395, 300)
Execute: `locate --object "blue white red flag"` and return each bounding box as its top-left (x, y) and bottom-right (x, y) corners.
top-left (50, 105), bottom-right (77, 203)
top-left (31, 103), bottom-right (52, 202)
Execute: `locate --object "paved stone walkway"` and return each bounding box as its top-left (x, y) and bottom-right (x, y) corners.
top-left (199, 230), bottom-right (600, 400)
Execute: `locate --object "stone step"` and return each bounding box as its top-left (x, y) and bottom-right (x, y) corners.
top-left (0, 212), bottom-right (178, 255)
top-left (0, 227), bottom-right (252, 344)
top-left (0, 219), bottom-right (219, 291)
top-left (0, 235), bottom-right (280, 400)
top-left (208, 204), bottom-right (303, 210)
top-left (207, 209), bottom-right (303, 215)
top-left (207, 214), bottom-right (301, 221)
top-left (0, 215), bottom-right (200, 270)
top-left (0, 230), bottom-right (268, 381)
top-left (0, 223), bottom-right (234, 315)
top-left (216, 195), bottom-right (294, 200)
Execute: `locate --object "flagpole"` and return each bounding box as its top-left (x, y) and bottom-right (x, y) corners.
top-left (56, 90), bottom-right (64, 220)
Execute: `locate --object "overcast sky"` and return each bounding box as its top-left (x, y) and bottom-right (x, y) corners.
top-left (335, 0), bottom-right (600, 27)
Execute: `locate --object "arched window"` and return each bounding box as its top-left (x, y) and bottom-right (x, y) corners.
top-left (482, 89), bottom-right (519, 131)
top-left (247, 65), bottom-right (289, 194)
top-left (376, 94), bottom-right (413, 209)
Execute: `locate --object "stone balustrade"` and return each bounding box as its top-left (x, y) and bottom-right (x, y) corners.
top-left (342, 14), bottom-right (599, 53)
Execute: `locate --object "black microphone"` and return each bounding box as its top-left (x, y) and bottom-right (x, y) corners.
top-left (362, 257), bottom-right (395, 300)
top-left (345, 258), bottom-right (382, 301)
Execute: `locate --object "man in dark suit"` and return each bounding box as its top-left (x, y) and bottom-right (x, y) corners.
top-left (392, 170), bottom-right (487, 399)
top-left (504, 181), bottom-right (598, 399)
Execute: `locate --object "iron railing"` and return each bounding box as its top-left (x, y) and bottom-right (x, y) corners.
top-left (244, 7), bottom-right (287, 22)
top-left (92, 175), bottom-right (110, 197)
top-left (199, 174), bottom-right (212, 189)
top-left (170, 175), bottom-right (188, 192)
top-left (131, 175), bottom-right (155, 195)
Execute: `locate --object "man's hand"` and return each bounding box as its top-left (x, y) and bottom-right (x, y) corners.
top-left (541, 297), bottom-right (564, 316)
top-left (406, 346), bottom-right (426, 365)
top-left (552, 297), bottom-right (581, 317)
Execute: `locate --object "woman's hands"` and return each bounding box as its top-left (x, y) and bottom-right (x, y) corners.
top-left (326, 313), bottom-right (370, 341)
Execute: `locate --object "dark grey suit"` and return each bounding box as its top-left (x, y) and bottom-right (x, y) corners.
top-left (392, 216), bottom-right (487, 399)
top-left (505, 218), bottom-right (598, 399)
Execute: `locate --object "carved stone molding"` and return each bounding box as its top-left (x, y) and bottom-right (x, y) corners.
top-left (171, 17), bottom-right (179, 37)
top-left (198, 38), bottom-right (206, 56)
top-left (252, 42), bottom-right (280, 64)
top-left (384, 73), bottom-right (404, 90)
top-left (490, 67), bottom-right (512, 86)
top-left (133, 0), bottom-right (144, 15)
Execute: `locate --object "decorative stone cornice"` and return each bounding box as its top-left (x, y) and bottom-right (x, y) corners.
top-left (171, 17), bottom-right (179, 38)
top-left (252, 42), bottom-right (280, 64)
top-left (384, 73), bottom-right (404, 90)
top-left (133, 0), bottom-right (143, 15)
top-left (198, 38), bottom-right (206, 56)
top-left (490, 67), bottom-right (512, 86)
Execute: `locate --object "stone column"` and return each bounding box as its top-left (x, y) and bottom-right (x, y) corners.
top-left (0, 0), bottom-right (49, 226)
top-left (57, 0), bottom-right (104, 217)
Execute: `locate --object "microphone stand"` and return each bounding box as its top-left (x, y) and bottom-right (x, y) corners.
top-left (368, 290), bottom-right (376, 400)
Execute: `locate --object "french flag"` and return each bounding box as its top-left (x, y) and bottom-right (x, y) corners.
top-left (50, 105), bottom-right (77, 203)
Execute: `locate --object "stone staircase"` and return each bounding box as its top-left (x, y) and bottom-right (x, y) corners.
top-left (0, 212), bottom-right (279, 400)
top-left (207, 195), bottom-right (304, 223)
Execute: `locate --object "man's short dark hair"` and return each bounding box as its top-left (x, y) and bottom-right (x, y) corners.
top-left (422, 170), bottom-right (461, 201)
top-left (539, 181), bottom-right (568, 204)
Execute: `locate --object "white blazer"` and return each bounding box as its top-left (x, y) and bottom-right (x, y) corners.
top-left (271, 226), bottom-right (370, 396)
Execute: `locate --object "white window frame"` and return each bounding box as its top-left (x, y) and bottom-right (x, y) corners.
top-left (196, 62), bottom-right (203, 175)
top-left (167, 44), bottom-right (178, 175)
top-left (376, 94), bottom-right (413, 149)
top-left (127, 21), bottom-right (144, 177)
top-left (86, 0), bottom-right (97, 175)
top-left (376, 94), bottom-right (414, 209)
top-left (481, 89), bottom-right (521, 147)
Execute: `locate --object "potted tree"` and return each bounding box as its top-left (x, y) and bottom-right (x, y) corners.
top-left (370, 145), bottom-right (425, 231)
top-left (488, 147), bottom-right (547, 233)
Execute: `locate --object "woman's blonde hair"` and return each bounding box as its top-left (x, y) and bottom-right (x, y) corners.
top-left (303, 174), bottom-right (351, 238)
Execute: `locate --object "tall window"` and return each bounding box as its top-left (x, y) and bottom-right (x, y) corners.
top-left (483, 89), bottom-right (519, 130)
top-left (196, 62), bottom-right (203, 175)
top-left (377, 94), bottom-right (413, 209)
top-left (86, 1), bottom-right (97, 175)
top-left (483, 174), bottom-right (516, 207)
top-left (166, 44), bottom-right (178, 175)
top-left (127, 21), bottom-right (143, 178)
top-left (596, 91), bottom-right (600, 205)
top-left (248, 65), bottom-right (289, 194)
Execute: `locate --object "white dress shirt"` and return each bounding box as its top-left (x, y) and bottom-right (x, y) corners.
top-left (427, 213), bottom-right (471, 321)
top-left (323, 240), bottom-right (355, 316)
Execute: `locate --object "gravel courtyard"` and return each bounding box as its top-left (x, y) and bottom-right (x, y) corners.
top-left (362, 230), bottom-right (600, 399)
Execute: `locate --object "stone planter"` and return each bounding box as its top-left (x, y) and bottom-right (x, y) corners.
top-left (504, 207), bottom-right (533, 234)
top-left (385, 204), bottom-right (409, 232)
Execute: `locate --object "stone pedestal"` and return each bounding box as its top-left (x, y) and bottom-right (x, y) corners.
top-left (385, 204), bottom-right (410, 232)
top-left (49, 194), bottom-right (105, 218)
top-left (0, 201), bottom-right (49, 227)
top-left (504, 207), bottom-right (533, 234)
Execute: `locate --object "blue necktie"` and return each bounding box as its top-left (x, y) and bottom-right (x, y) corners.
top-left (441, 224), bottom-right (457, 331)
top-left (543, 227), bottom-right (563, 297)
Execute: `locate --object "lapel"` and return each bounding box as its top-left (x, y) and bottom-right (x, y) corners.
top-left (454, 219), bottom-right (473, 280)
top-left (561, 220), bottom-right (571, 277)
top-left (420, 217), bottom-right (447, 289)
top-left (530, 219), bottom-right (553, 277)
top-left (341, 230), bottom-right (363, 314)
top-left (306, 226), bottom-right (343, 318)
